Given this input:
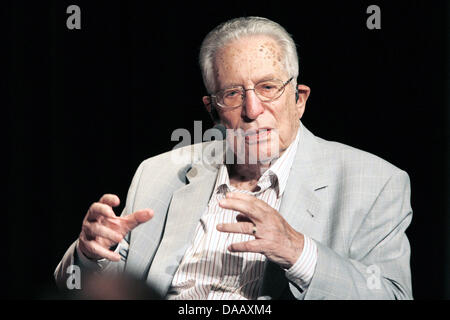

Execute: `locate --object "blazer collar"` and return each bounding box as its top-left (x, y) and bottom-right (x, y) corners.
top-left (145, 145), bottom-right (220, 297)
top-left (258, 121), bottom-right (330, 299)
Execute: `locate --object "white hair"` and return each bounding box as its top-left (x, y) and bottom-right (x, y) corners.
top-left (199, 16), bottom-right (299, 94)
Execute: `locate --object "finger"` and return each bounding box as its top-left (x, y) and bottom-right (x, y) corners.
top-left (225, 192), bottom-right (256, 201)
top-left (226, 192), bottom-right (270, 210)
top-left (217, 222), bottom-right (255, 236)
top-left (82, 239), bottom-right (121, 262)
top-left (219, 198), bottom-right (259, 221)
top-left (120, 209), bottom-right (154, 231)
top-left (101, 216), bottom-right (125, 232)
top-left (87, 202), bottom-right (117, 221)
top-left (99, 194), bottom-right (121, 207)
top-left (84, 222), bottom-right (123, 244)
top-left (228, 239), bottom-right (265, 254)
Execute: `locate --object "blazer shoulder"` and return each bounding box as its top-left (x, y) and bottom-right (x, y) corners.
top-left (122, 140), bottom-right (221, 215)
top-left (314, 135), bottom-right (407, 179)
top-left (136, 140), bottom-right (220, 184)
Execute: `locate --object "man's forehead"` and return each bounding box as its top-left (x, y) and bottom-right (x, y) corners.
top-left (214, 36), bottom-right (285, 88)
top-left (217, 36), bottom-right (281, 58)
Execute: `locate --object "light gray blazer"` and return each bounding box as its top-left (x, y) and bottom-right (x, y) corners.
top-left (54, 122), bottom-right (413, 299)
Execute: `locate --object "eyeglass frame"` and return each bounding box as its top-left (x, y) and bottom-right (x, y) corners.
top-left (207, 76), bottom-right (294, 110)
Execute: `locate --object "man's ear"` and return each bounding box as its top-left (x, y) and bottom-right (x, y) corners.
top-left (296, 84), bottom-right (311, 119)
top-left (202, 96), bottom-right (212, 113)
top-left (202, 96), bottom-right (220, 123)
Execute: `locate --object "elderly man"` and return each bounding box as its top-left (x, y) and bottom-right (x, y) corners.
top-left (54, 17), bottom-right (413, 299)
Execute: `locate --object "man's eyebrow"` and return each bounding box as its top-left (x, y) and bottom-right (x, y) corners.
top-left (221, 82), bottom-right (243, 89)
top-left (255, 74), bottom-right (279, 82)
top-left (220, 74), bottom-right (281, 90)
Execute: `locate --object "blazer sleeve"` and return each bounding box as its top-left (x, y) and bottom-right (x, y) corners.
top-left (304, 170), bottom-right (413, 299)
top-left (53, 161), bottom-right (145, 291)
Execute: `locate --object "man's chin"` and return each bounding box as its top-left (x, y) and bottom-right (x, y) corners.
top-left (245, 139), bottom-right (279, 161)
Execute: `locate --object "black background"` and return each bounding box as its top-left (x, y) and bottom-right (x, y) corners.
top-left (4, 0), bottom-right (449, 299)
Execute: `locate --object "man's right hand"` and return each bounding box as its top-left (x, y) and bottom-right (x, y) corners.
top-left (78, 194), bottom-right (153, 261)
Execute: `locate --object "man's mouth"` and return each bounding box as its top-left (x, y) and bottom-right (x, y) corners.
top-left (244, 128), bottom-right (272, 144)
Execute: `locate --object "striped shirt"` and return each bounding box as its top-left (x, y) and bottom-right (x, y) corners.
top-left (167, 128), bottom-right (317, 299)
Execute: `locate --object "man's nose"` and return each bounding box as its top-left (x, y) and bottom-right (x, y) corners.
top-left (242, 89), bottom-right (265, 120)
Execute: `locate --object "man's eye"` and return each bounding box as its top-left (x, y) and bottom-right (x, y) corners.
top-left (258, 83), bottom-right (278, 92)
top-left (224, 90), bottom-right (240, 98)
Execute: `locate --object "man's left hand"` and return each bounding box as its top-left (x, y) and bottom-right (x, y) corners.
top-left (217, 192), bottom-right (304, 269)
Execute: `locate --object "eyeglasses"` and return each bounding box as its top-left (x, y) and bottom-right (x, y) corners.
top-left (210, 77), bottom-right (294, 109)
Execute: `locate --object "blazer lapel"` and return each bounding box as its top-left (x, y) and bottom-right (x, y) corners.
top-left (258, 123), bottom-right (329, 299)
top-left (145, 159), bottom-right (219, 297)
